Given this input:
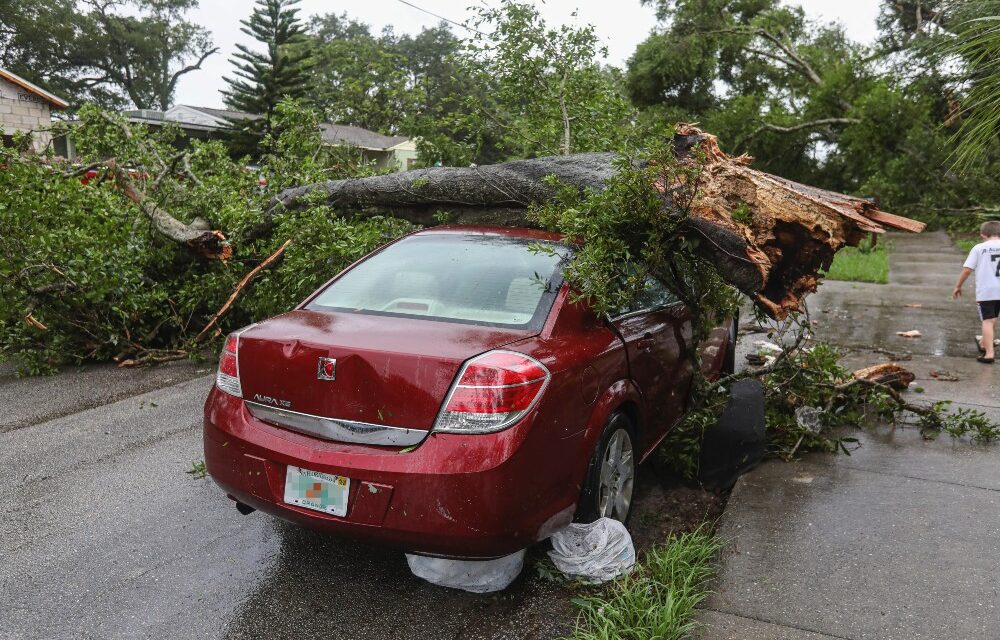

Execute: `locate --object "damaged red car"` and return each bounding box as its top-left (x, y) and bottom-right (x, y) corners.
top-left (203, 226), bottom-right (735, 558)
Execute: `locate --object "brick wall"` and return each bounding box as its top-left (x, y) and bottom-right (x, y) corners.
top-left (0, 76), bottom-right (54, 152)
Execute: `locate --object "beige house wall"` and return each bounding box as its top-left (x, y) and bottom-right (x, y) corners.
top-left (0, 76), bottom-right (53, 152)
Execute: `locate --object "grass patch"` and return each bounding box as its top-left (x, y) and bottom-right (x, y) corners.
top-left (955, 238), bottom-right (977, 253)
top-left (564, 527), bottom-right (723, 640)
top-left (823, 242), bottom-right (889, 283)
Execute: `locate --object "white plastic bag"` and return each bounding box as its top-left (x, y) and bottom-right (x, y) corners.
top-left (405, 549), bottom-right (526, 593)
top-left (548, 518), bottom-right (636, 584)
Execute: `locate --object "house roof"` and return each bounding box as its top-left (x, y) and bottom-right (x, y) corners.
top-left (123, 104), bottom-right (410, 152)
top-left (0, 68), bottom-right (68, 109)
top-left (185, 106), bottom-right (262, 123)
top-left (320, 123), bottom-right (409, 151)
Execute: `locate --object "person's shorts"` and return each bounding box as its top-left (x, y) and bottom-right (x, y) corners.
top-left (978, 300), bottom-right (1000, 320)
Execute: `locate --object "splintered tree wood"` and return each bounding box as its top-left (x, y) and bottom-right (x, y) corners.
top-left (272, 124), bottom-right (924, 319)
top-left (853, 363), bottom-right (916, 391)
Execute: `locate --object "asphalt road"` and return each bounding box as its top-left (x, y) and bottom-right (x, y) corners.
top-left (0, 360), bottom-right (582, 640)
top-left (0, 359), bottom-right (721, 640)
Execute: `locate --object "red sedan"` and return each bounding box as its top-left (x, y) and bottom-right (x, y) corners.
top-left (203, 226), bottom-right (734, 558)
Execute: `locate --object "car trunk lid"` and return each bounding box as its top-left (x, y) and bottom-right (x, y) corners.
top-left (237, 310), bottom-right (533, 431)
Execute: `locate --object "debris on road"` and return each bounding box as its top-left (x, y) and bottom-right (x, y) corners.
top-left (739, 321), bottom-right (768, 334)
top-left (746, 353), bottom-right (767, 366)
top-left (405, 549), bottom-right (526, 593)
top-left (872, 346), bottom-right (913, 361)
top-left (895, 330), bottom-right (922, 338)
top-left (548, 518), bottom-right (636, 584)
top-left (853, 363), bottom-right (916, 391)
top-left (930, 370), bottom-right (961, 382)
top-left (903, 303), bottom-right (923, 308)
top-left (754, 340), bottom-right (785, 354)
top-left (795, 406), bottom-right (825, 433)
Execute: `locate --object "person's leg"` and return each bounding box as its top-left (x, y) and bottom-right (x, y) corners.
top-left (987, 317), bottom-right (997, 359)
top-left (982, 320), bottom-right (995, 358)
top-left (981, 302), bottom-right (998, 359)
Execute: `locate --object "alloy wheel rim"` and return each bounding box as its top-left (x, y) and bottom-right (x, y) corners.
top-left (598, 428), bottom-right (634, 521)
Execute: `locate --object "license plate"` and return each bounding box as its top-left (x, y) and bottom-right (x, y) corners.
top-left (283, 465), bottom-right (350, 517)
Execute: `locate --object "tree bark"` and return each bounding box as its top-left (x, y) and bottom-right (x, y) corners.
top-left (271, 124), bottom-right (924, 319)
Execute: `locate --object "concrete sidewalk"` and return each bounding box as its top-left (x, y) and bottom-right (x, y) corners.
top-left (700, 231), bottom-right (1000, 640)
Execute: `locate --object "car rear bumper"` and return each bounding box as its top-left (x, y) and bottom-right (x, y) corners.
top-left (203, 386), bottom-right (576, 558)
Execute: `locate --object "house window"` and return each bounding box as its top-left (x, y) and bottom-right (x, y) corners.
top-left (1, 133), bottom-right (28, 150)
top-left (406, 158), bottom-right (418, 170)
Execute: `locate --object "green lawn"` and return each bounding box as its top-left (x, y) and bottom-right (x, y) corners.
top-left (955, 238), bottom-right (977, 253)
top-left (823, 243), bottom-right (890, 284)
top-left (564, 527), bottom-right (722, 640)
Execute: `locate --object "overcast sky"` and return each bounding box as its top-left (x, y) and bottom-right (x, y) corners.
top-left (173, 0), bottom-right (882, 109)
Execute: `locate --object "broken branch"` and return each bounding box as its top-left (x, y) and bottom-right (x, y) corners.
top-left (743, 117), bottom-right (862, 143)
top-left (105, 159), bottom-right (231, 260)
top-left (195, 239), bottom-right (292, 343)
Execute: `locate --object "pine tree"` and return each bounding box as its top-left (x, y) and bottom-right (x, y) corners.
top-left (222, 0), bottom-right (311, 131)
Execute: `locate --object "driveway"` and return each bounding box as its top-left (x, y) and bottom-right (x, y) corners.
top-left (700, 231), bottom-right (1000, 639)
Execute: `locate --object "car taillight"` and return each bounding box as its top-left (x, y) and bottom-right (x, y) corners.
top-left (216, 332), bottom-right (242, 397)
top-left (433, 351), bottom-right (550, 434)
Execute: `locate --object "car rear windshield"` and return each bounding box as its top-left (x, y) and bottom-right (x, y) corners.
top-left (306, 233), bottom-right (568, 329)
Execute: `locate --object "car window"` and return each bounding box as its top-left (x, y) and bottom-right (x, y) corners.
top-left (307, 234), bottom-right (567, 329)
top-left (631, 274), bottom-right (680, 311)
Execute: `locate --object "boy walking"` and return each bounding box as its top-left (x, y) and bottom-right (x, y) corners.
top-left (953, 221), bottom-right (1000, 364)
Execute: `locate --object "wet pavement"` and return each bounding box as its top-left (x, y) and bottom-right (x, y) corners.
top-left (0, 364), bottom-right (574, 640)
top-left (0, 358), bottom-right (721, 640)
top-left (700, 231), bottom-right (1000, 639)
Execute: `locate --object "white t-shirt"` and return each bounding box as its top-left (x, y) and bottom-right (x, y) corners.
top-left (963, 238), bottom-right (1000, 301)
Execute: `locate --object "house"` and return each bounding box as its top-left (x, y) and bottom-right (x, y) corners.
top-left (124, 105), bottom-right (418, 171)
top-left (0, 68), bottom-right (68, 153)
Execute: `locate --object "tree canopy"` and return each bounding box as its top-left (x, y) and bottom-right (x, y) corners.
top-left (625, 0), bottom-right (1000, 220)
top-left (0, 0), bottom-right (217, 109)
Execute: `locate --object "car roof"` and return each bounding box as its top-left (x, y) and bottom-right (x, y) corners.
top-left (413, 225), bottom-right (564, 242)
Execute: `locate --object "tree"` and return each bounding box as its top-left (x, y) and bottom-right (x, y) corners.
top-left (454, 1), bottom-right (635, 159)
top-left (627, 0), bottom-right (871, 184)
top-left (945, 1), bottom-right (1000, 170)
top-left (0, 0), bottom-right (217, 110)
top-left (625, 0), bottom-right (1000, 221)
top-left (304, 14), bottom-right (416, 134)
top-left (301, 16), bottom-right (492, 165)
top-left (271, 125), bottom-right (923, 319)
top-left (222, 0), bottom-right (312, 132)
top-left (0, 100), bottom-right (391, 373)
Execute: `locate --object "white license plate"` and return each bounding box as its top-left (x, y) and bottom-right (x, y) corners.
top-left (283, 465), bottom-right (350, 517)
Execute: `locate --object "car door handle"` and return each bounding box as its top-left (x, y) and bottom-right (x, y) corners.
top-left (636, 334), bottom-right (655, 351)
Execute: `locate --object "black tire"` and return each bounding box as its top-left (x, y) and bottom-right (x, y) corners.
top-left (575, 412), bottom-right (637, 524)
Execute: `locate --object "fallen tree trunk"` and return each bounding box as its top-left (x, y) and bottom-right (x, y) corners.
top-left (272, 124), bottom-right (924, 318)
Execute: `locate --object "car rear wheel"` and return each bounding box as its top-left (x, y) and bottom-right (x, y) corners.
top-left (576, 413), bottom-right (636, 524)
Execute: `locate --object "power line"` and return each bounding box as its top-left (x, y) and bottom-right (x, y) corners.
top-left (393, 0), bottom-right (483, 34)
